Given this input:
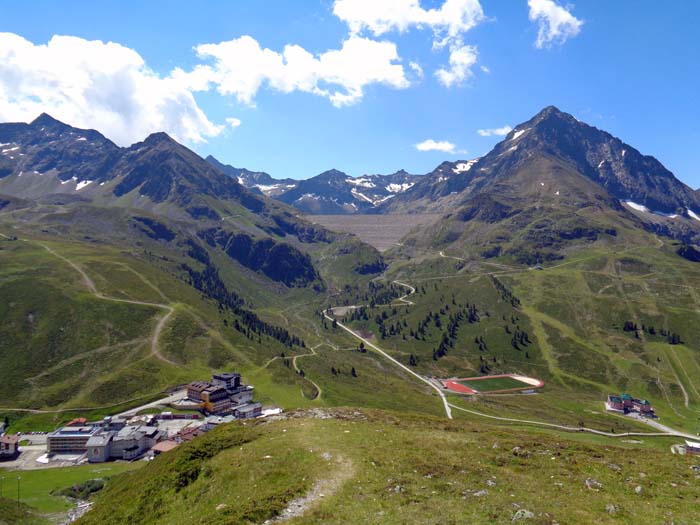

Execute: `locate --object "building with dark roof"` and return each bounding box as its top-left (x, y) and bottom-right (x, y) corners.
top-left (234, 402), bottom-right (262, 419)
top-left (186, 372), bottom-right (256, 415)
top-left (187, 381), bottom-right (212, 402)
top-left (212, 372), bottom-right (241, 391)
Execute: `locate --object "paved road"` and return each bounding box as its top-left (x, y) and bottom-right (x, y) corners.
top-left (324, 277), bottom-right (700, 440)
top-left (116, 389), bottom-right (188, 417)
top-left (448, 403), bottom-right (697, 440)
top-left (634, 415), bottom-right (699, 441)
top-left (324, 281), bottom-right (452, 419)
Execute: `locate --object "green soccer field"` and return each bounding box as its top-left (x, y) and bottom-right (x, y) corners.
top-left (456, 376), bottom-right (533, 392)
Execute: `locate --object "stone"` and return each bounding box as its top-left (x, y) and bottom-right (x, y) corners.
top-left (512, 509), bottom-right (535, 521)
top-left (585, 478), bottom-right (602, 491)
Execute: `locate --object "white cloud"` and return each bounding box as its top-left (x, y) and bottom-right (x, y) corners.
top-left (477, 126), bottom-right (512, 136)
top-left (333, 0), bottom-right (485, 43)
top-left (415, 139), bottom-right (456, 153)
top-left (193, 35), bottom-right (409, 108)
top-left (333, 0), bottom-right (485, 85)
top-left (226, 117), bottom-right (241, 128)
top-left (527, 0), bottom-right (583, 49)
top-left (0, 33), bottom-right (222, 146)
top-left (409, 61), bottom-right (424, 78)
top-left (435, 44), bottom-right (478, 87)
top-left (480, 65), bottom-right (491, 74)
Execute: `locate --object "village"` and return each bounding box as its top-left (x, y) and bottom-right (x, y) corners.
top-left (0, 372), bottom-right (281, 468)
top-left (4, 382), bottom-right (700, 471)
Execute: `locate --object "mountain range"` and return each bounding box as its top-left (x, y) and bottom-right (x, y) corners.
top-left (3, 106), bottom-right (700, 524)
top-left (203, 107), bottom-right (700, 239)
top-left (3, 106), bottom-right (700, 269)
top-left (207, 157), bottom-right (423, 214)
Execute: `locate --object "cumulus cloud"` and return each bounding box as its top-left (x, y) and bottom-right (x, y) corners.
top-left (333, 0), bottom-right (485, 86)
top-left (415, 139), bottom-right (456, 153)
top-left (226, 117), bottom-right (242, 128)
top-left (527, 0), bottom-right (583, 49)
top-left (436, 45), bottom-right (478, 87)
top-left (193, 35), bottom-right (409, 108)
top-left (0, 33), bottom-right (222, 146)
top-left (477, 126), bottom-right (512, 136)
top-left (333, 0), bottom-right (485, 42)
top-left (409, 61), bottom-right (424, 78)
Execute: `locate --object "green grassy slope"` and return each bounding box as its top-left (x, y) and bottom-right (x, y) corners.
top-left (336, 238), bottom-right (700, 434)
top-left (78, 409), bottom-right (699, 525)
top-left (0, 497), bottom-right (43, 525)
top-left (0, 229), bottom-right (443, 432)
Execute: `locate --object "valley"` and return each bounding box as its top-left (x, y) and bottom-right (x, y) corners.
top-left (2, 107), bottom-right (700, 524)
top-left (307, 213), bottom-right (441, 252)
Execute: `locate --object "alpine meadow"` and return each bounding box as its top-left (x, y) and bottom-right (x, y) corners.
top-left (1, 1), bottom-right (700, 524)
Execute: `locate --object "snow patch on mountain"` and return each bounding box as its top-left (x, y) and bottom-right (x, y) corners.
top-left (373, 195), bottom-right (395, 205)
top-left (624, 201), bottom-right (679, 219)
top-left (351, 188), bottom-right (375, 204)
top-left (256, 184), bottom-right (282, 193)
top-left (386, 182), bottom-right (415, 192)
top-left (688, 209), bottom-right (700, 222)
top-left (295, 193), bottom-right (319, 202)
top-left (655, 211), bottom-right (679, 219)
top-left (347, 177), bottom-right (376, 188)
top-left (623, 200), bottom-right (649, 212)
top-left (453, 159), bottom-right (478, 173)
top-left (511, 128), bottom-right (530, 141)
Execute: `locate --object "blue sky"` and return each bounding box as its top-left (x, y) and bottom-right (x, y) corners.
top-left (1, 1), bottom-right (698, 185)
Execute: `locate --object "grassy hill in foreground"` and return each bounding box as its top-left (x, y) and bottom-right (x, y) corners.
top-left (0, 498), bottom-right (41, 525)
top-left (78, 409), bottom-right (698, 525)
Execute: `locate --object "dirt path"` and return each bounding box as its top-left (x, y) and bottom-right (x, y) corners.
top-left (42, 243), bottom-right (97, 293)
top-left (266, 454), bottom-right (355, 523)
top-left (0, 391), bottom-right (176, 414)
top-left (29, 338), bottom-right (148, 383)
top-left (114, 262), bottom-right (170, 302)
top-left (293, 345), bottom-right (323, 400)
top-left (391, 280), bottom-right (415, 306)
top-left (41, 243), bottom-right (177, 366)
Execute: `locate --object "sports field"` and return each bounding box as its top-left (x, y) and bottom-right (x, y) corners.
top-left (442, 374), bottom-right (544, 394)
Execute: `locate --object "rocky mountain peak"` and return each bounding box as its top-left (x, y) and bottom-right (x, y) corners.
top-left (142, 131), bottom-right (179, 147)
top-left (29, 112), bottom-right (68, 130)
